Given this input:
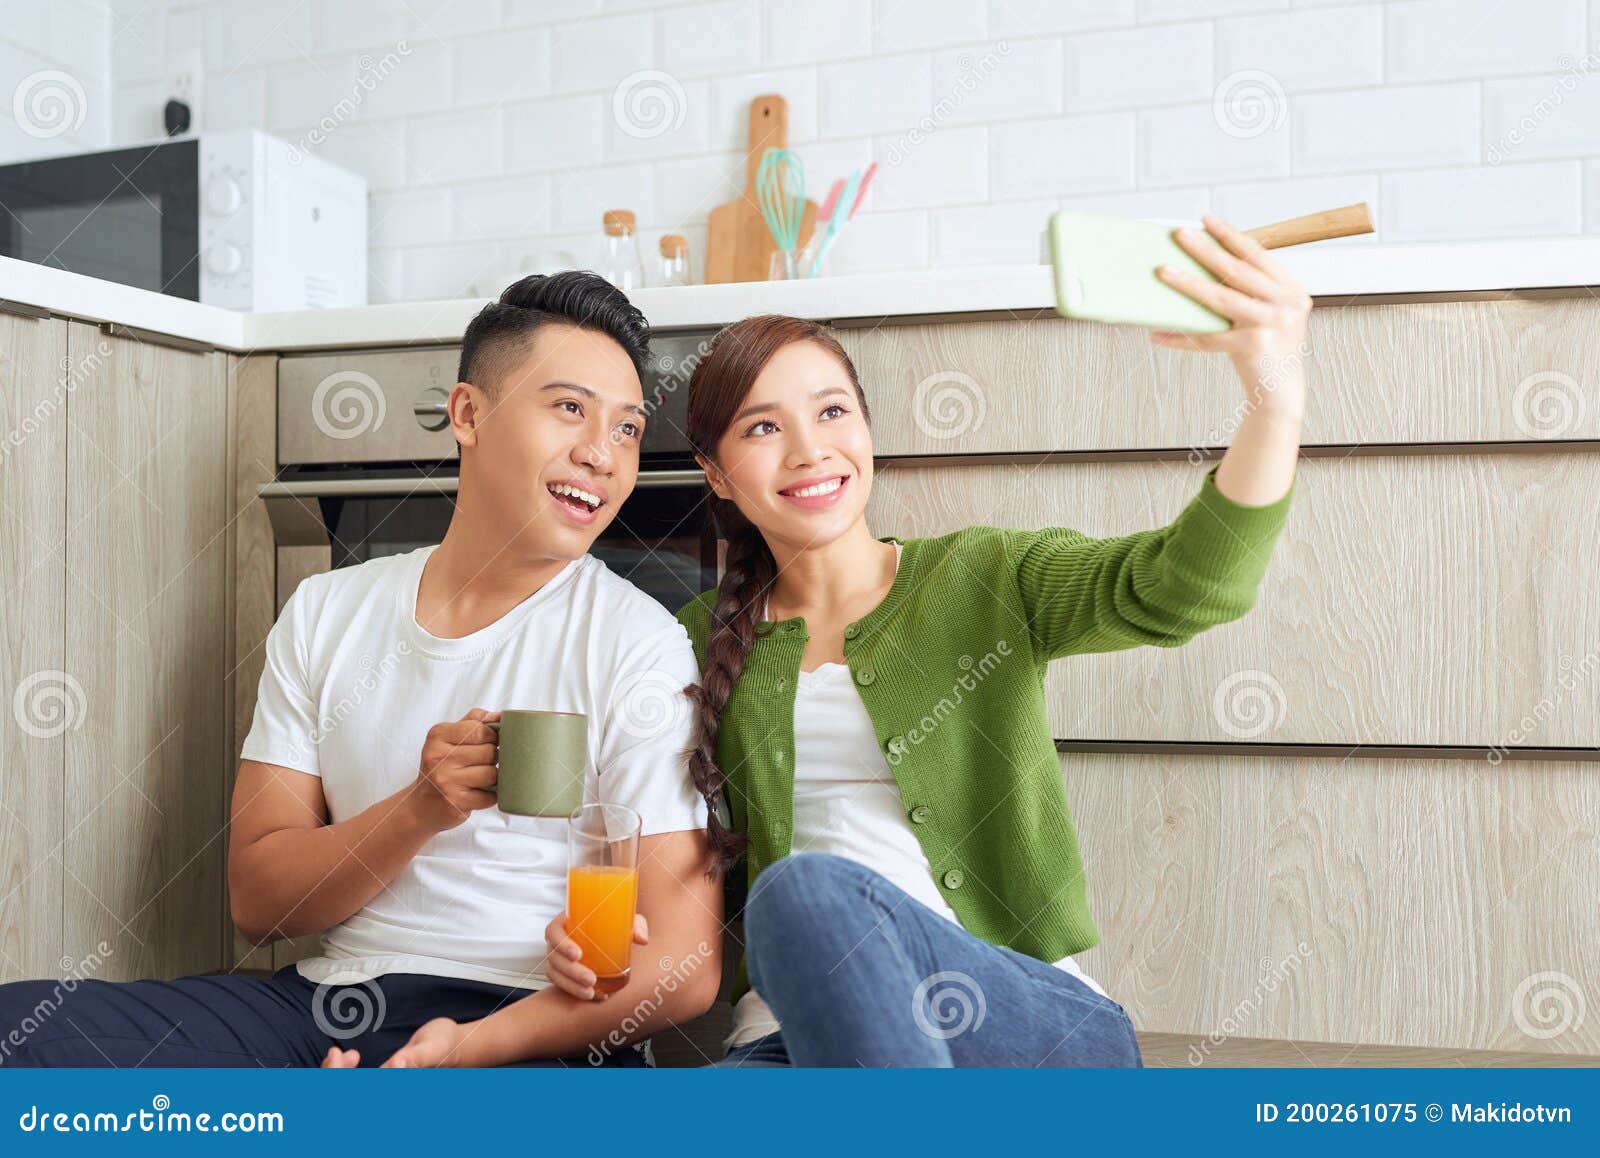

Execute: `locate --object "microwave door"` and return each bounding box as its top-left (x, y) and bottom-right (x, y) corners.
top-left (0, 139), bottom-right (200, 299)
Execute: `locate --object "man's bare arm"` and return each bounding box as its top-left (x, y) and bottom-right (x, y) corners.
top-left (392, 829), bottom-right (724, 1067)
top-left (228, 709), bottom-right (501, 945)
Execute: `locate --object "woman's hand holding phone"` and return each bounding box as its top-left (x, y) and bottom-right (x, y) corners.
top-left (1151, 214), bottom-right (1311, 420)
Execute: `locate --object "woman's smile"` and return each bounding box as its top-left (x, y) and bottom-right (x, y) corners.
top-left (777, 473), bottom-right (850, 510)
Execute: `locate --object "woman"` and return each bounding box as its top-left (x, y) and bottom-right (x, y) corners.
top-left (545, 216), bottom-right (1308, 1066)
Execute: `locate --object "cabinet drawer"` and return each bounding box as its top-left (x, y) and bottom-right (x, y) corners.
top-left (838, 297), bottom-right (1600, 456)
top-left (869, 452), bottom-right (1600, 748)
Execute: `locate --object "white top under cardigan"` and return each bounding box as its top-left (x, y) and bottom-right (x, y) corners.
top-left (728, 544), bottom-right (1105, 1049)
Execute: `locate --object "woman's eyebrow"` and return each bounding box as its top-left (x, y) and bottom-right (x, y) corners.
top-left (732, 385), bottom-right (849, 423)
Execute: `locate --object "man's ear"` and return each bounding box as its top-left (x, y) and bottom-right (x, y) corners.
top-left (449, 381), bottom-right (485, 449)
top-left (694, 454), bottom-right (730, 501)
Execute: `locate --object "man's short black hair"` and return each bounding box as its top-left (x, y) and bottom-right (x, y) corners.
top-left (457, 270), bottom-right (652, 400)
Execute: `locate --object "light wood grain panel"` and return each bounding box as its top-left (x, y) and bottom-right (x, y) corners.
top-left (0, 314), bottom-right (68, 981)
top-left (225, 352), bottom-right (278, 973)
top-left (1066, 750), bottom-right (1600, 1055)
top-left (836, 298), bottom-right (1600, 455)
top-left (870, 454), bottom-right (1600, 748)
top-left (63, 321), bottom-right (228, 980)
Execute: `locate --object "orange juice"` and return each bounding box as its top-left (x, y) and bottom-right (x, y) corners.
top-left (567, 865), bottom-right (638, 994)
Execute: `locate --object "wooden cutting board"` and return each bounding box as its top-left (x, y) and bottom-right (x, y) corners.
top-left (705, 94), bottom-right (818, 284)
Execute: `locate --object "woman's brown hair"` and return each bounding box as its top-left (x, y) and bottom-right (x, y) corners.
top-left (683, 315), bottom-right (871, 877)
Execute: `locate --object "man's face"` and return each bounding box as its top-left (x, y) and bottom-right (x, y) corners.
top-left (454, 324), bottom-right (646, 561)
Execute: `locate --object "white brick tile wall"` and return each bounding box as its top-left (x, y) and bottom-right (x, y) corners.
top-left (1064, 22), bottom-right (1213, 111)
top-left (764, 0), bottom-right (871, 67)
top-left (1217, 6), bottom-right (1383, 92)
top-left (1386, 0), bottom-right (1586, 84)
top-left (872, 0), bottom-right (987, 52)
top-left (1382, 161), bottom-right (1584, 241)
top-left (1140, 102), bottom-right (1290, 186)
top-left (929, 39), bottom-right (1062, 125)
top-left (932, 199), bottom-right (1058, 265)
top-left (1292, 83), bottom-right (1480, 173)
top-left (0, 0), bottom-right (1592, 304)
top-left (1485, 74), bottom-right (1600, 164)
top-left (992, 112), bottom-right (1137, 198)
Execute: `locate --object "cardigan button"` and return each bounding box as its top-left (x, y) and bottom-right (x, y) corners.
top-left (909, 805), bottom-right (931, 825)
top-left (854, 667), bottom-right (877, 686)
top-left (942, 869), bottom-right (964, 890)
top-left (844, 624), bottom-right (860, 639)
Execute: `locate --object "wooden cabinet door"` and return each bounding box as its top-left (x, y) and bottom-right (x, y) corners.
top-left (0, 313), bottom-right (68, 982)
top-left (870, 452), bottom-right (1600, 749)
top-left (62, 322), bottom-right (229, 981)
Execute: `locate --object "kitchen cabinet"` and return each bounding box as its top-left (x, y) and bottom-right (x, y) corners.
top-left (1063, 748), bottom-right (1599, 1057)
top-left (0, 312), bottom-right (68, 982)
top-left (59, 321), bottom-right (229, 981)
top-left (872, 451), bottom-right (1600, 749)
top-left (838, 298), bottom-right (1600, 455)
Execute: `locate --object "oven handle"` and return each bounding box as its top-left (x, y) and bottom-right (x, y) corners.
top-left (258, 469), bottom-right (706, 546)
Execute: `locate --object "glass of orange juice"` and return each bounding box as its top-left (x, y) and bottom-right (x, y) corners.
top-left (566, 802), bottom-right (641, 996)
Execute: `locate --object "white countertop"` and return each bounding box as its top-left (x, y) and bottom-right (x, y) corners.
top-left (3, 236), bottom-right (1597, 354)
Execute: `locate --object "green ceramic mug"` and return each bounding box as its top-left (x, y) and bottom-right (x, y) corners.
top-left (485, 710), bottom-right (588, 817)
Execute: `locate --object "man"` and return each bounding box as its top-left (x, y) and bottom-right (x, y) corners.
top-left (0, 272), bottom-right (722, 1067)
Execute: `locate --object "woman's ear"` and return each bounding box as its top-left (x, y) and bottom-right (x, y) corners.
top-left (695, 454), bottom-right (731, 501)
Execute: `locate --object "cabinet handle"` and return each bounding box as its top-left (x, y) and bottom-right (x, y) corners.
top-left (99, 322), bottom-right (215, 354)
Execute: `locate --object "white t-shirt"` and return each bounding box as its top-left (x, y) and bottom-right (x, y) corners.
top-left (728, 546), bottom-right (1105, 1048)
top-left (240, 545), bottom-right (706, 990)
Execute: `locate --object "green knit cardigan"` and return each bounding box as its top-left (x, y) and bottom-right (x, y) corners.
top-left (677, 464), bottom-right (1295, 972)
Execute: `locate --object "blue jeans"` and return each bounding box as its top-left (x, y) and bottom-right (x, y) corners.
top-left (0, 964), bottom-right (645, 1068)
top-left (726, 853), bottom-right (1142, 1068)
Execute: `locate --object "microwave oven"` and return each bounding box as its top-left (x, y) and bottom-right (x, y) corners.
top-left (0, 130), bottom-right (368, 311)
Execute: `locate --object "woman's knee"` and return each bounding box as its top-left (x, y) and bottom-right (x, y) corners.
top-left (744, 854), bottom-right (870, 983)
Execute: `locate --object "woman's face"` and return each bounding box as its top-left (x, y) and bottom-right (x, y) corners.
top-left (702, 340), bottom-right (874, 555)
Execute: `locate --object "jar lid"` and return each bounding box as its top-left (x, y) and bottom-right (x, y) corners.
top-left (603, 209), bottom-right (636, 236)
top-left (659, 233), bottom-right (687, 258)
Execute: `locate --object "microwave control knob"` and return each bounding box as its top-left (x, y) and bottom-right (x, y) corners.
top-left (205, 176), bottom-right (243, 217)
top-left (205, 242), bottom-right (243, 276)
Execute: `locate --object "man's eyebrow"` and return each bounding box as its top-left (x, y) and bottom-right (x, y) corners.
top-left (540, 380), bottom-right (647, 419)
top-left (732, 385), bottom-right (849, 423)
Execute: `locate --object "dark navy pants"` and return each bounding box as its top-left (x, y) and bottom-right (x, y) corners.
top-left (0, 964), bottom-right (645, 1068)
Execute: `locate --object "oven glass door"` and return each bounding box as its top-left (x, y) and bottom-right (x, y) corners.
top-left (0, 139), bottom-right (199, 298)
top-left (318, 479), bottom-right (716, 614)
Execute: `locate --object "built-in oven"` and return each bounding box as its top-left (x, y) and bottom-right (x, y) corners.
top-left (259, 331), bottom-right (719, 616)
